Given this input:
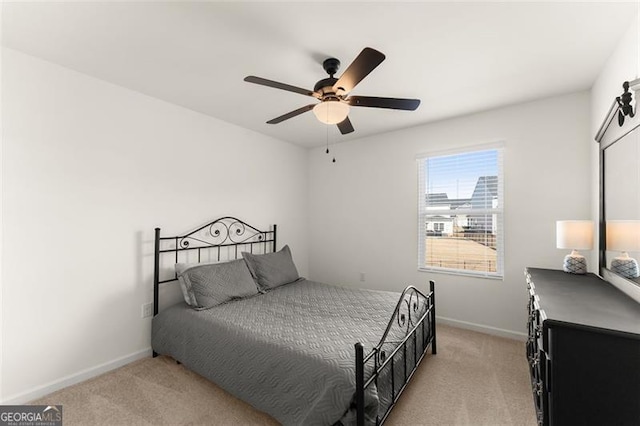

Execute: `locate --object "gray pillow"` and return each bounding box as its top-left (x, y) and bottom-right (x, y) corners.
top-left (176, 275), bottom-right (198, 306)
top-left (176, 259), bottom-right (259, 310)
top-left (242, 245), bottom-right (300, 291)
top-left (175, 261), bottom-right (221, 306)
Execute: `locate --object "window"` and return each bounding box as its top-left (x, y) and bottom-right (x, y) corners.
top-left (417, 145), bottom-right (504, 278)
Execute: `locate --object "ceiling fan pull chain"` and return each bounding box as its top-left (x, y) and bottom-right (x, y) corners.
top-left (326, 121), bottom-right (330, 154)
top-left (325, 119), bottom-right (336, 163)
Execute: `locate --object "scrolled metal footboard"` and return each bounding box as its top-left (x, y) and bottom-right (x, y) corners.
top-left (355, 281), bottom-right (436, 426)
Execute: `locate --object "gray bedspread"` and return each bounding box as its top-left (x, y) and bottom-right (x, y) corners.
top-left (152, 279), bottom-right (422, 425)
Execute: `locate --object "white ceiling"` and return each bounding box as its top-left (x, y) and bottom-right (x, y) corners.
top-left (2, 1), bottom-right (638, 148)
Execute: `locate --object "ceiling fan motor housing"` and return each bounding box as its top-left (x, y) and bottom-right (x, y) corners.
top-left (314, 77), bottom-right (339, 96)
top-left (315, 58), bottom-right (342, 97)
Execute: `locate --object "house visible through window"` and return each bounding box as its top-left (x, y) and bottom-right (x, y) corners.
top-left (417, 146), bottom-right (504, 278)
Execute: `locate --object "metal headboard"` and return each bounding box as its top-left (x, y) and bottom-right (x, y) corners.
top-left (153, 216), bottom-right (277, 316)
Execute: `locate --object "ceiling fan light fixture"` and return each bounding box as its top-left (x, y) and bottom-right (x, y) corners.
top-left (313, 100), bottom-right (350, 125)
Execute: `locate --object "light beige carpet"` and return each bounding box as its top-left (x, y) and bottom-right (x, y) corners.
top-left (32, 325), bottom-right (536, 425)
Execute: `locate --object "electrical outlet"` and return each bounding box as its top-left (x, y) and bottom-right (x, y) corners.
top-left (360, 272), bottom-right (366, 282)
top-left (141, 302), bottom-right (153, 318)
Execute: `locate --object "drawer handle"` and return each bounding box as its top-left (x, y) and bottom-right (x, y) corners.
top-left (532, 354), bottom-right (540, 366)
top-left (533, 381), bottom-right (543, 396)
top-left (527, 353), bottom-right (540, 367)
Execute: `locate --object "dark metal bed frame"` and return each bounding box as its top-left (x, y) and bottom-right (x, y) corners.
top-left (152, 216), bottom-right (436, 425)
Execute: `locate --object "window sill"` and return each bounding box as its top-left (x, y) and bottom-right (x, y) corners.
top-left (418, 267), bottom-right (504, 280)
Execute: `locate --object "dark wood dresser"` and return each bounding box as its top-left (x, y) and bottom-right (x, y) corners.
top-left (525, 267), bottom-right (640, 426)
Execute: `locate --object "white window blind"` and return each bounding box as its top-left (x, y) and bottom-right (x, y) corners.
top-left (417, 145), bottom-right (504, 278)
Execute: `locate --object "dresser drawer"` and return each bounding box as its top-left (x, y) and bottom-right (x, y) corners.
top-left (527, 301), bottom-right (545, 350)
top-left (530, 349), bottom-right (547, 426)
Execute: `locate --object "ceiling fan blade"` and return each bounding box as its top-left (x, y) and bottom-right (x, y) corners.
top-left (333, 48), bottom-right (386, 94)
top-left (337, 117), bottom-right (355, 135)
top-left (244, 76), bottom-right (319, 98)
top-left (346, 96), bottom-right (420, 111)
top-left (266, 104), bottom-right (316, 124)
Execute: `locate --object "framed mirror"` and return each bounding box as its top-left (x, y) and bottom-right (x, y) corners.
top-left (598, 80), bottom-right (640, 289)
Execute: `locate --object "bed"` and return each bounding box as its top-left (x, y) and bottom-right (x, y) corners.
top-left (151, 217), bottom-right (436, 425)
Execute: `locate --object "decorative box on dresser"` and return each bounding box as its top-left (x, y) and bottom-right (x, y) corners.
top-left (525, 267), bottom-right (640, 426)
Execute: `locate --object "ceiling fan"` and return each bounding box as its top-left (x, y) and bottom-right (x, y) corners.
top-left (244, 47), bottom-right (420, 135)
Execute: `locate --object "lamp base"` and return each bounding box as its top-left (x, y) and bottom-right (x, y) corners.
top-left (611, 256), bottom-right (640, 279)
top-left (563, 253), bottom-right (587, 274)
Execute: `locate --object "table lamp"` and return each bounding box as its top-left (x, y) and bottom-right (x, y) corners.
top-left (556, 220), bottom-right (594, 274)
top-left (606, 220), bottom-right (640, 279)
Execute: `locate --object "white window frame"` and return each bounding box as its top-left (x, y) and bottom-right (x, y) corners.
top-left (417, 143), bottom-right (504, 279)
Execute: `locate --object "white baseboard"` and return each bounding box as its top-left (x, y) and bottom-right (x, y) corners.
top-left (1, 348), bottom-right (152, 405)
top-left (436, 315), bottom-right (527, 341)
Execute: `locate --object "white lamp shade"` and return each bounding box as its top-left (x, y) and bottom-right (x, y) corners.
top-left (313, 100), bottom-right (350, 124)
top-left (606, 220), bottom-right (640, 252)
top-left (556, 220), bottom-right (594, 250)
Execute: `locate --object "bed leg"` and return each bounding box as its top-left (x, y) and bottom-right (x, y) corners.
top-left (430, 280), bottom-right (437, 355)
top-left (154, 227), bottom-right (161, 317)
top-left (355, 342), bottom-right (365, 426)
top-left (152, 230), bottom-right (161, 361)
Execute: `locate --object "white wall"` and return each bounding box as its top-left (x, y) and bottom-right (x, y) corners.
top-left (308, 91), bottom-right (591, 337)
top-left (591, 13), bottom-right (639, 138)
top-left (590, 11), bottom-right (640, 302)
top-left (1, 48), bottom-right (309, 402)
